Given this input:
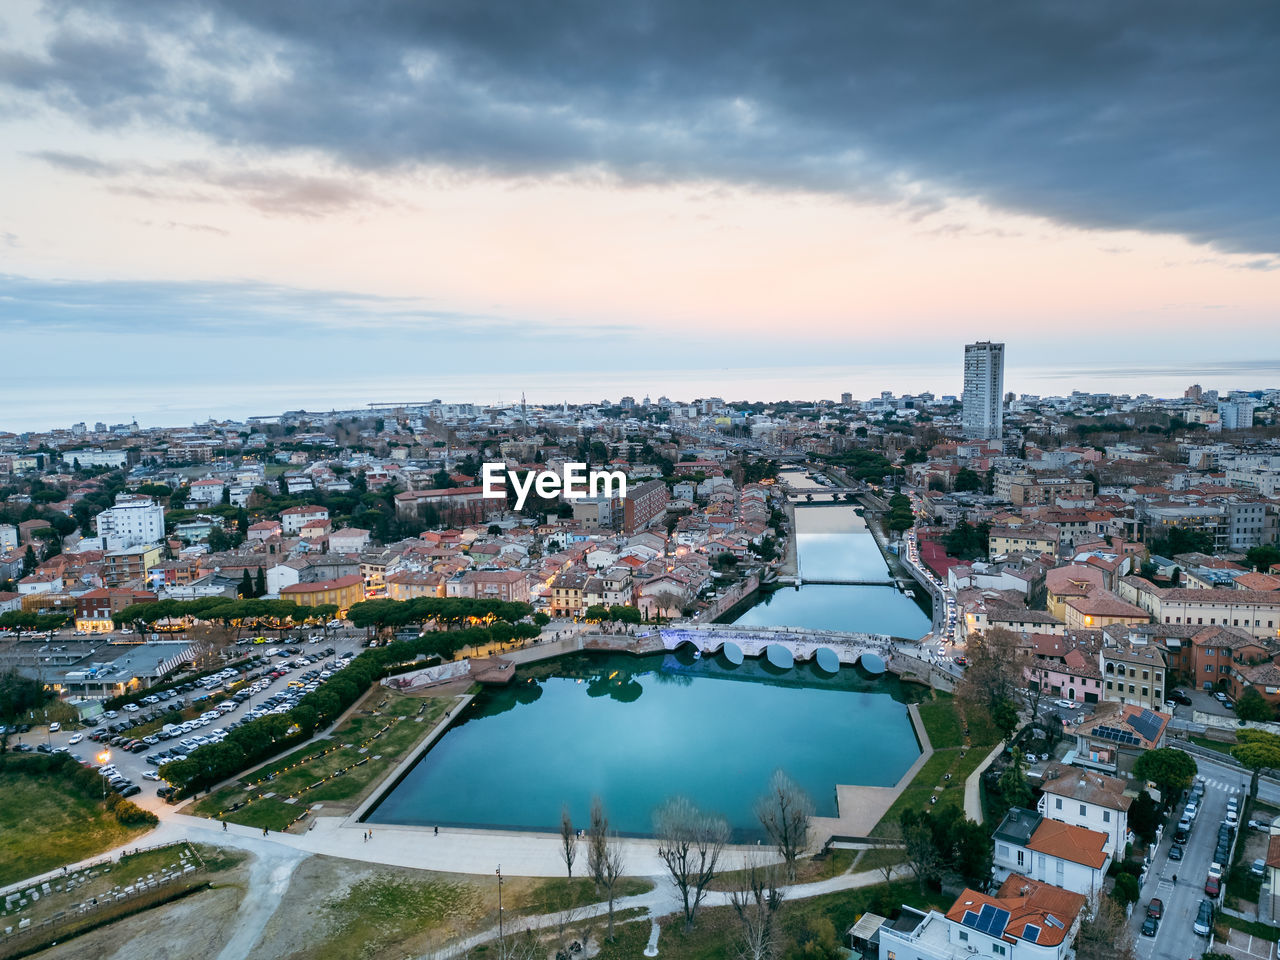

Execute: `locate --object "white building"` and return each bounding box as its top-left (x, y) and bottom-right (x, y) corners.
top-left (280, 505), bottom-right (329, 536)
top-left (1218, 398), bottom-right (1255, 431)
top-left (94, 495), bottom-right (165, 549)
top-left (962, 341), bottom-right (1005, 440)
top-left (1036, 763), bottom-right (1131, 859)
top-left (187, 478), bottom-right (226, 505)
top-left (0, 524), bottom-right (16, 551)
top-left (875, 877), bottom-right (1085, 960)
top-left (992, 808), bottom-right (1109, 900)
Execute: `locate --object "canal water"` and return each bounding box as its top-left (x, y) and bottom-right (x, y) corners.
top-left (727, 502), bottom-right (931, 638)
top-left (365, 650), bottom-right (923, 838)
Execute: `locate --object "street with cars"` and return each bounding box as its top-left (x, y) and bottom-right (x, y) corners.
top-left (1130, 753), bottom-right (1264, 960)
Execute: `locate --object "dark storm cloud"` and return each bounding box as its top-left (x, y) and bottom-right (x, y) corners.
top-left (6, 1), bottom-right (1279, 252)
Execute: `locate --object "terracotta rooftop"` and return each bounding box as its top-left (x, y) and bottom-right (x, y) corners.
top-left (1026, 818), bottom-right (1109, 869)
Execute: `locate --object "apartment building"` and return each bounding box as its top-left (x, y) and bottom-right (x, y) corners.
top-left (1118, 578), bottom-right (1280, 641)
top-left (280, 573), bottom-right (365, 614)
top-left (1100, 641), bottom-right (1167, 708)
top-left (992, 809), bottom-right (1109, 900)
top-left (1036, 763), bottom-right (1131, 858)
top-left (94, 495), bottom-right (165, 548)
top-left (622, 479), bottom-right (669, 535)
top-left (962, 341), bottom-right (1005, 440)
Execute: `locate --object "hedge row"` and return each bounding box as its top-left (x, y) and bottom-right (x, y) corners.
top-left (159, 624), bottom-right (521, 794)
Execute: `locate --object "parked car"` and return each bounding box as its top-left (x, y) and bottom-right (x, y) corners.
top-left (1194, 900), bottom-right (1214, 935)
top-left (1250, 818), bottom-right (1271, 831)
top-left (1145, 899), bottom-right (1163, 919)
top-left (1205, 875), bottom-right (1221, 897)
top-left (1168, 842), bottom-right (1184, 861)
top-left (1141, 915), bottom-right (1159, 937)
top-left (67, 732), bottom-right (83, 745)
top-left (1170, 690), bottom-right (1193, 705)
top-left (1253, 858), bottom-right (1267, 877)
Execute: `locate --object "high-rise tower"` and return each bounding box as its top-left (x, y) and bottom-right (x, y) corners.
top-left (962, 341), bottom-right (1005, 439)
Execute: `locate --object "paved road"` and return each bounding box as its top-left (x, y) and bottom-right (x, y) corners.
top-left (1132, 755), bottom-right (1253, 960)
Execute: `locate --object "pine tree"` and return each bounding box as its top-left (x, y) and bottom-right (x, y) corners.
top-left (238, 569), bottom-right (253, 598)
top-left (254, 567), bottom-right (267, 598)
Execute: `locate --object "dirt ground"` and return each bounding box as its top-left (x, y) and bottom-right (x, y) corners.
top-left (26, 841), bottom-right (616, 960)
top-left (32, 876), bottom-right (247, 960)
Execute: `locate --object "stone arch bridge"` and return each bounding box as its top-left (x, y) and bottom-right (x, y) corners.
top-left (655, 623), bottom-right (894, 672)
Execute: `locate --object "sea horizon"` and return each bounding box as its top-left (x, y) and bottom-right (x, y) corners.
top-left (8, 357), bottom-right (1280, 434)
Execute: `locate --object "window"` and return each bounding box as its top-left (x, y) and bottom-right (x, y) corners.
top-left (1142, 670), bottom-right (1149, 680)
top-left (1103, 810), bottom-right (1111, 822)
top-left (992, 945), bottom-right (1006, 957)
top-left (1017, 849), bottom-right (1025, 866)
top-left (1055, 798), bottom-right (1063, 810)
top-left (998, 844), bottom-right (1009, 858)
top-left (959, 932), bottom-right (969, 942)
top-left (1080, 804), bottom-right (1087, 816)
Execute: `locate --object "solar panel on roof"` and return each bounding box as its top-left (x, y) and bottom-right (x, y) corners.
top-left (1024, 925), bottom-right (1040, 943)
top-left (1094, 724), bottom-right (1139, 746)
top-left (1125, 708), bottom-right (1163, 742)
top-left (1045, 914), bottom-right (1064, 929)
top-left (961, 910), bottom-right (980, 930)
top-left (988, 908), bottom-right (1010, 938)
top-left (976, 904), bottom-right (997, 933)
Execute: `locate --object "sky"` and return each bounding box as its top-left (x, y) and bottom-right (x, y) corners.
top-left (2, 0), bottom-right (1279, 428)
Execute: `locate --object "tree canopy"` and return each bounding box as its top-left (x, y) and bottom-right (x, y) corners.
top-left (1132, 748), bottom-right (1197, 803)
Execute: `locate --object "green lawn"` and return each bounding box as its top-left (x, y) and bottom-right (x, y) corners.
top-left (917, 695), bottom-right (963, 749)
top-left (871, 695), bottom-right (1003, 836)
top-left (515, 877), bottom-right (654, 915)
top-left (0, 767), bottom-right (151, 887)
top-left (191, 691), bottom-right (455, 831)
top-left (1189, 735), bottom-right (1235, 755)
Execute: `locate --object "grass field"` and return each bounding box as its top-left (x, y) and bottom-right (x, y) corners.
top-left (191, 689), bottom-right (456, 831)
top-left (871, 694), bottom-right (1003, 836)
top-left (0, 767), bottom-right (151, 888)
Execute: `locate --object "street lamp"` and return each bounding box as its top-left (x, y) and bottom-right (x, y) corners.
top-left (97, 749), bottom-right (111, 800)
top-left (496, 864), bottom-right (504, 958)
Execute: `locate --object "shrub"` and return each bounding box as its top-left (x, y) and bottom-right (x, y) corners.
top-left (111, 797), bottom-right (159, 826)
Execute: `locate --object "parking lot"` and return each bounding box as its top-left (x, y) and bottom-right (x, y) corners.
top-left (6, 628), bottom-right (374, 810)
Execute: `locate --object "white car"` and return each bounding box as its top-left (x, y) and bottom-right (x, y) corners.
top-left (123, 703), bottom-right (140, 713)
top-left (142, 771), bottom-right (162, 781)
top-left (1054, 699), bottom-right (1075, 709)
top-left (48, 722), bottom-right (61, 732)
top-left (67, 732), bottom-right (84, 745)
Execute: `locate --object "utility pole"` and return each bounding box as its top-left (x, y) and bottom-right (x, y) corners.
top-left (496, 864), bottom-right (504, 958)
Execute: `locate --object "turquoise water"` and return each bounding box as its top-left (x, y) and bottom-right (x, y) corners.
top-left (731, 583), bottom-right (931, 636)
top-left (729, 504), bottom-right (932, 637)
top-left (366, 651), bottom-right (922, 838)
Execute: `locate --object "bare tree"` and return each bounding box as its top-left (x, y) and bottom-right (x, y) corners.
top-left (729, 855), bottom-right (785, 960)
top-left (654, 796), bottom-right (731, 930)
top-left (560, 805), bottom-right (577, 878)
top-left (586, 795), bottom-right (609, 887)
top-left (600, 833), bottom-right (627, 942)
top-left (1074, 896), bottom-right (1135, 960)
top-left (872, 822), bottom-right (905, 885)
top-left (754, 769), bottom-right (814, 881)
